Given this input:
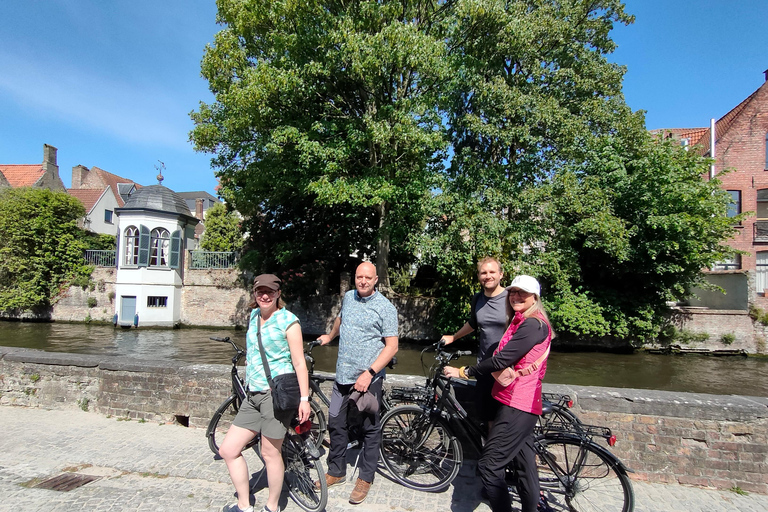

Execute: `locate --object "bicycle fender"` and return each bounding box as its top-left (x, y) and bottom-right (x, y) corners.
top-left (539, 432), bottom-right (634, 474)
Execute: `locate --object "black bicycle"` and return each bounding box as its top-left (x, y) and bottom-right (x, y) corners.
top-left (206, 337), bottom-right (328, 512)
top-left (379, 344), bottom-right (634, 512)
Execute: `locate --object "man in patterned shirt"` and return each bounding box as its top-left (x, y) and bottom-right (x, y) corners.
top-left (317, 261), bottom-right (399, 505)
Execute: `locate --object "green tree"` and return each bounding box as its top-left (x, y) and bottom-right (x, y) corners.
top-left (192, 0), bottom-right (739, 344)
top-left (418, 0), bottom-right (640, 332)
top-left (418, 0), bottom-right (737, 342)
top-left (0, 188), bottom-right (93, 312)
top-left (199, 202), bottom-right (245, 252)
top-left (190, 0), bottom-right (451, 285)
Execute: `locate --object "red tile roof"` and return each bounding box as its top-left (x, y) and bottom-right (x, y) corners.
top-left (89, 166), bottom-right (140, 207)
top-left (67, 188), bottom-right (108, 214)
top-left (0, 164), bottom-right (45, 187)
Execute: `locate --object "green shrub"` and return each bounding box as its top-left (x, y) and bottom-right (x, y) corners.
top-left (86, 297), bottom-right (97, 308)
top-left (720, 333), bottom-right (736, 346)
top-left (677, 329), bottom-right (710, 345)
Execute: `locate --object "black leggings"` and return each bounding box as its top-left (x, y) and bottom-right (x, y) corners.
top-left (478, 405), bottom-right (539, 512)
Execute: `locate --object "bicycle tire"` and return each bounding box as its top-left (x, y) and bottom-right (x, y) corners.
top-left (379, 404), bottom-right (463, 492)
top-left (282, 435), bottom-right (328, 512)
top-left (207, 395), bottom-right (258, 456)
top-left (308, 398), bottom-right (327, 450)
top-left (537, 433), bottom-right (634, 512)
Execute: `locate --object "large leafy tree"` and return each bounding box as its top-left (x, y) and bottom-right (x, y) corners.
top-left (191, 0), bottom-right (451, 286)
top-left (419, 0), bottom-right (641, 331)
top-left (417, 0), bottom-right (737, 342)
top-left (193, 0), bottom-right (738, 343)
top-left (0, 188), bottom-right (92, 312)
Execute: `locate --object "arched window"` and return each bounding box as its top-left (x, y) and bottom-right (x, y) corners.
top-left (124, 226), bottom-right (139, 265)
top-left (150, 228), bottom-right (170, 267)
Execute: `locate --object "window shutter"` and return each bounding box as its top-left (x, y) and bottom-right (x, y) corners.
top-left (138, 225), bottom-right (150, 267)
top-left (170, 230), bottom-right (182, 269)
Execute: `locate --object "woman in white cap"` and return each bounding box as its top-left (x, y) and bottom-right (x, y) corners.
top-left (219, 274), bottom-right (311, 512)
top-left (445, 275), bottom-right (552, 512)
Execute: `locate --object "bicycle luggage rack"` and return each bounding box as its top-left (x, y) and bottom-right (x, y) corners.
top-left (389, 385), bottom-right (432, 403)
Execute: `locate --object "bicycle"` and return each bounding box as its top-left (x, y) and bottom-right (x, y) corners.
top-left (379, 343), bottom-right (634, 512)
top-left (206, 336), bottom-right (328, 512)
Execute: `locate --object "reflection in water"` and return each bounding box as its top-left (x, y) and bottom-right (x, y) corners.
top-left (1, 321), bottom-right (766, 397)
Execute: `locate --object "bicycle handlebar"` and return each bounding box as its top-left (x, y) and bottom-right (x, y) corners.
top-left (209, 336), bottom-right (231, 342)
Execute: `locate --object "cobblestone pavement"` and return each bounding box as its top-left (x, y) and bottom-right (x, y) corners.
top-left (1, 406), bottom-right (766, 512)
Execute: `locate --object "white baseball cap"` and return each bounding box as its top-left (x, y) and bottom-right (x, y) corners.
top-left (506, 275), bottom-right (541, 296)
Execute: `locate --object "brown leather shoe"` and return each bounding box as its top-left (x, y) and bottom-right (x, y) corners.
top-left (315, 473), bottom-right (345, 490)
top-left (349, 478), bottom-right (371, 505)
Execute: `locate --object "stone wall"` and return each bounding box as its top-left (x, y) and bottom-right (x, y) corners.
top-left (50, 267), bottom-right (117, 323)
top-left (668, 307), bottom-right (762, 353)
top-left (49, 264), bottom-right (439, 339)
top-left (1, 347), bottom-right (766, 493)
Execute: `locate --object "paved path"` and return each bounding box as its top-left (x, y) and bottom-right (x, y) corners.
top-left (0, 406), bottom-right (766, 512)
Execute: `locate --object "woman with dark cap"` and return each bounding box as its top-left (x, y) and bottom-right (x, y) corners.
top-left (444, 275), bottom-right (552, 512)
top-left (220, 274), bottom-right (311, 512)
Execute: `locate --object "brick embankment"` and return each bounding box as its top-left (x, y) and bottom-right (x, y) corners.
top-left (1, 346), bottom-right (767, 494)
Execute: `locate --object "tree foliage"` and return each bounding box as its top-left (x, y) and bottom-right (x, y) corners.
top-left (193, 0), bottom-right (738, 343)
top-left (199, 202), bottom-right (245, 252)
top-left (191, 0), bottom-right (451, 285)
top-left (0, 188), bottom-right (93, 312)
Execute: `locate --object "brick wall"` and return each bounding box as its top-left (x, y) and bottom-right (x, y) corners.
top-left (711, 81), bottom-right (768, 307)
top-left (1, 347), bottom-right (766, 492)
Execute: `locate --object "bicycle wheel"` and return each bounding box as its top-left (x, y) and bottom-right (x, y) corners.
top-left (207, 395), bottom-right (258, 456)
top-left (282, 435), bottom-right (328, 512)
top-left (537, 434), bottom-right (634, 512)
top-left (308, 398), bottom-right (327, 450)
top-left (379, 404), bottom-right (463, 492)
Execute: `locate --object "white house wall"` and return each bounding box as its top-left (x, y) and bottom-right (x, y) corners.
top-left (86, 189), bottom-right (121, 236)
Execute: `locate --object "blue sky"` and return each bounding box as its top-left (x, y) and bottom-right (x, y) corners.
top-left (1, 1), bottom-right (767, 195)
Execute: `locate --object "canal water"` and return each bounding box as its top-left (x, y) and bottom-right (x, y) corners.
top-left (2, 321), bottom-right (767, 397)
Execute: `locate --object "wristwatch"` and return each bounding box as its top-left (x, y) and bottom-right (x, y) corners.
top-left (300, 396), bottom-right (309, 402)
top-left (367, 367), bottom-right (376, 377)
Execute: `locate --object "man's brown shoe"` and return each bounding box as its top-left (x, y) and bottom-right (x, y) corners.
top-left (315, 473), bottom-right (345, 490)
top-left (349, 478), bottom-right (371, 505)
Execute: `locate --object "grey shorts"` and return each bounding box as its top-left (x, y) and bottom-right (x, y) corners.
top-left (232, 390), bottom-right (294, 440)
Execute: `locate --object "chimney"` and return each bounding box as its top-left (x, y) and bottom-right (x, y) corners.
top-left (764, 69), bottom-right (768, 82)
top-left (71, 165), bottom-right (88, 189)
top-left (196, 198), bottom-right (204, 220)
top-left (43, 144), bottom-right (57, 168)
top-left (42, 143), bottom-right (65, 191)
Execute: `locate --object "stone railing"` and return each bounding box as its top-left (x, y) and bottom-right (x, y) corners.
top-left (1, 346), bottom-right (766, 494)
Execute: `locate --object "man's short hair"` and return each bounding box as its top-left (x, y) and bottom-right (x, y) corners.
top-left (477, 256), bottom-right (503, 274)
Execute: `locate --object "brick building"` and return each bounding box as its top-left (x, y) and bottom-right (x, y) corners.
top-left (655, 72), bottom-right (768, 307)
